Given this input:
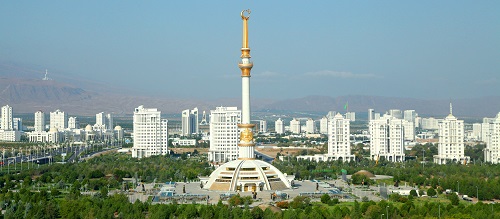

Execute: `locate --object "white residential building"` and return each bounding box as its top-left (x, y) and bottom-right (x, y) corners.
top-left (483, 113), bottom-right (500, 164)
top-left (369, 115), bottom-right (406, 162)
top-left (319, 116), bottom-right (328, 134)
top-left (388, 109), bottom-right (403, 119)
top-left (0, 130), bottom-right (21, 141)
top-left (96, 112), bottom-right (106, 128)
top-left (345, 112), bottom-right (356, 122)
top-left (181, 108), bottom-right (199, 136)
top-left (1, 105), bottom-right (13, 131)
top-left (433, 104), bottom-right (469, 164)
top-left (275, 118), bottom-right (285, 134)
top-left (68, 117), bottom-right (80, 129)
top-left (290, 118), bottom-right (301, 134)
top-left (326, 111), bottom-right (336, 119)
top-left (50, 109), bottom-right (67, 130)
top-left (404, 110), bottom-right (417, 123)
top-left (95, 112), bottom-right (113, 130)
top-left (421, 117), bottom-right (439, 130)
top-left (327, 113), bottom-right (355, 161)
top-left (13, 118), bottom-right (22, 131)
top-left (481, 117), bottom-right (495, 143)
top-left (35, 110), bottom-right (45, 132)
top-left (131, 105), bottom-right (168, 158)
top-left (368, 109), bottom-right (375, 121)
top-left (403, 120), bottom-right (415, 141)
top-left (414, 117), bottom-right (421, 128)
top-left (208, 106), bottom-right (241, 163)
top-left (259, 120), bottom-right (267, 133)
top-left (305, 118), bottom-right (315, 134)
top-left (471, 123), bottom-right (482, 141)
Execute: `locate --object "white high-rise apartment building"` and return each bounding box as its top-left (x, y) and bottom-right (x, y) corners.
top-left (345, 112), bottom-right (356, 122)
top-left (305, 118), bottom-right (315, 134)
top-left (96, 112), bottom-right (106, 128)
top-left (259, 120), bottom-right (267, 133)
top-left (1, 105), bottom-right (13, 131)
top-left (368, 109), bottom-right (375, 121)
top-left (13, 118), bottom-right (22, 131)
top-left (181, 108), bottom-right (199, 136)
top-left (131, 105), bottom-right (168, 158)
top-left (34, 110), bottom-right (45, 132)
top-left (472, 123), bottom-right (482, 141)
top-left (421, 117), bottom-right (439, 130)
top-left (208, 106), bottom-right (241, 163)
top-left (319, 116), bottom-right (328, 134)
top-left (481, 117), bottom-right (495, 144)
top-left (433, 104), bottom-right (469, 164)
top-left (290, 118), bottom-right (301, 134)
top-left (275, 118), bottom-right (285, 134)
top-left (483, 113), bottom-right (500, 164)
top-left (107, 113), bottom-right (113, 130)
top-left (414, 117), bottom-right (421, 128)
top-left (327, 113), bottom-right (355, 161)
top-left (50, 109), bottom-right (67, 130)
top-left (326, 111), bottom-right (336, 119)
top-left (388, 109), bottom-right (403, 119)
top-left (369, 115), bottom-right (405, 162)
top-left (68, 117), bottom-right (80, 129)
top-left (404, 110), bottom-right (417, 123)
top-left (403, 120), bottom-right (415, 141)
top-left (95, 112), bottom-right (113, 130)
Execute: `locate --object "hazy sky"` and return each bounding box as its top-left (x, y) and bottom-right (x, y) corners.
top-left (1, 1), bottom-right (499, 100)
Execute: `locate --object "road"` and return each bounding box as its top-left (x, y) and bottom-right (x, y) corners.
top-left (1, 143), bottom-right (119, 172)
top-left (254, 151), bottom-right (274, 163)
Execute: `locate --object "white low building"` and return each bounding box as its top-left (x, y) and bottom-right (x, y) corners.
top-left (0, 130), bottom-right (21, 142)
top-left (171, 138), bottom-right (197, 146)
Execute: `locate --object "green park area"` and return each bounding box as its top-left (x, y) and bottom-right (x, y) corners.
top-left (0, 150), bottom-right (499, 218)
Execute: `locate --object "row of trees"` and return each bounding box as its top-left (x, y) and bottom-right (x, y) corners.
top-left (272, 155), bottom-right (500, 200)
top-left (3, 189), bottom-right (500, 219)
top-left (0, 153), bottom-right (213, 196)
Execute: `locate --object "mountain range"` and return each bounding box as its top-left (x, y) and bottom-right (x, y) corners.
top-left (0, 62), bottom-right (498, 118)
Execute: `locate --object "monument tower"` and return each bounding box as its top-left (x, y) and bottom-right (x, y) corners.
top-left (203, 10), bottom-right (293, 191)
top-left (237, 9), bottom-right (256, 160)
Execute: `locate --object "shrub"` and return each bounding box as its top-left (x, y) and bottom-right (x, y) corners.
top-left (320, 194), bottom-right (331, 204)
top-left (427, 188), bottom-right (437, 197)
top-left (410, 189), bottom-right (418, 197)
top-left (276, 201), bottom-right (289, 209)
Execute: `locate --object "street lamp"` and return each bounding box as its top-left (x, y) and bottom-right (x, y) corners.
top-left (457, 181), bottom-right (460, 194)
top-left (422, 149), bottom-right (425, 169)
top-left (476, 186), bottom-right (479, 201)
top-left (439, 204), bottom-right (441, 219)
top-left (386, 206), bottom-right (389, 219)
top-left (381, 214), bottom-right (384, 219)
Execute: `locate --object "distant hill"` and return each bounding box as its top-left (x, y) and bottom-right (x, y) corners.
top-left (0, 62), bottom-right (498, 117)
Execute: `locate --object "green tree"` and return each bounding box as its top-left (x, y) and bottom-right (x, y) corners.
top-left (427, 187), bottom-right (437, 197)
top-left (320, 194), bottom-right (330, 204)
top-left (448, 193), bottom-right (460, 205)
top-left (410, 189), bottom-right (418, 197)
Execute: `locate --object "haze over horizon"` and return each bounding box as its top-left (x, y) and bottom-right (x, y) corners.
top-left (1, 1), bottom-right (499, 100)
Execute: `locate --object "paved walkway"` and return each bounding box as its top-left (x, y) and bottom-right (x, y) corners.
top-left (125, 179), bottom-right (385, 205)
